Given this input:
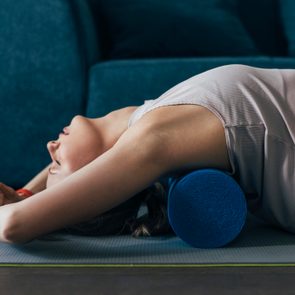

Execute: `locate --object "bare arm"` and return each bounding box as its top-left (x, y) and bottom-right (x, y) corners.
top-left (0, 104), bottom-right (231, 244)
top-left (22, 163), bottom-right (51, 194)
top-left (0, 128), bottom-right (168, 244)
top-left (0, 164), bottom-right (51, 205)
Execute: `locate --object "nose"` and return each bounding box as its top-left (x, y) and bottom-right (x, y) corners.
top-left (47, 140), bottom-right (60, 160)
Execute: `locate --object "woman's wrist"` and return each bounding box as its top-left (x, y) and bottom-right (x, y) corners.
top-left (21, 164), bottom-right (50, 195)
top-left (16, 188), bottom-right (34, 199)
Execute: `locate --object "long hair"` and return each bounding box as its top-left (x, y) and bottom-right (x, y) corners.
top-left (62, 181), bottom-right (175, 237)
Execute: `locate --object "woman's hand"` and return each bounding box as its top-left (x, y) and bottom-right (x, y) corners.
top-left (0, 183), bottom-right (22, 206)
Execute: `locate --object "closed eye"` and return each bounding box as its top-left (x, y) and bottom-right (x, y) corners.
top-left (55, 160), bottom-right (61, 166)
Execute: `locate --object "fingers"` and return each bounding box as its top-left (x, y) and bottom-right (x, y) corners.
top-left (0, 191), bottom-right (4, 206)
top-left (0, 184), bottom-right (6, 205)
top-left (0, 182), bottom-right (14, 195)
top-left (0, 189), bottom-right (9, 206)
top-left (0, 182), bottom-right (14, 192)
top-left (0, 182), bottom-right (18, 204)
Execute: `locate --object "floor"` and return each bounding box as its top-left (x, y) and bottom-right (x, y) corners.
top-left (0, 266), bottom-right (294, 294)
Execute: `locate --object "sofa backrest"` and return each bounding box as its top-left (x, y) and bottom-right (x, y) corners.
top-left (0, 0), bottom-right (97, 187)
top-left (0, 0), bottom-right (294, 187)
top-left (86, 0), bottom-right (289, 59)
top-left (280, 0), bottom-right (295, 56)
top-left (237, 0), bottom-right (287, 56)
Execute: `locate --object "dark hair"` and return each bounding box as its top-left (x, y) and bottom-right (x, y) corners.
top-left (120, 182), bottom-right (175, 237)
top-left (62, 182), bottom-right (175, 238)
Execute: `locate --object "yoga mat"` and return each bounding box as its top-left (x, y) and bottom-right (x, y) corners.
top-left (1, 213), bottom-right (295, 267)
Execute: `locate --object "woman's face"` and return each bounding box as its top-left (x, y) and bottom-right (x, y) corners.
top-left (46, 115), bottom-right (104, 188)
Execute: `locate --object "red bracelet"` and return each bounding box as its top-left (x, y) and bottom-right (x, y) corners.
top-left (16, 188), bottom-right (34, 198)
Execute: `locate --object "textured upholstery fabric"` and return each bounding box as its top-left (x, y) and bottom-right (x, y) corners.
top-left (88, 0), bottom-right (259, 59)
top-left (0, 0), bottom-right (294, 189)
top-left (237, 0), bottom-right (287, 56)
top-left (86, 57), bottom-right (295, 118)
top-left (0, 0), bottom-right (88, 187)
top-left (280, 0), bottom-right (295, 56)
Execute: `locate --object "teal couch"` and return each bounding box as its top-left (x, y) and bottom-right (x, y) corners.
top-left (0, 0), bottom-right (294, 188)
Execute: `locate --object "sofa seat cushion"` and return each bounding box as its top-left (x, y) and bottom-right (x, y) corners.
top-left (86, 57), bottom-right (295, 118)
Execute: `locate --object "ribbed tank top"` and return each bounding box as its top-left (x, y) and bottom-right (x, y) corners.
top-left (128, 64), bottom-right (295, 234)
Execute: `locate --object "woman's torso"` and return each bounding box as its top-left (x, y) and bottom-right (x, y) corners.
top-left (128, 64), bottom-right (295, 233)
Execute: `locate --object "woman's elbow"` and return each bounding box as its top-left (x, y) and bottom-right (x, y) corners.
top-left (0, 206), bottom-right (29, 244)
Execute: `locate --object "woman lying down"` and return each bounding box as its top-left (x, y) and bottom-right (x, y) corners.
top-left (0, 64), bottom-right (294, 244)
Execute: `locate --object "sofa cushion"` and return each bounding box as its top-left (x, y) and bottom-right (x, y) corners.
top-left (237, 0), bottom-right (287, 56)
top-left (89, 0), bottom-right (259, 59)
top-left (0, 0), bottom-right (87, 187)
top-left (280, 0), bottom-right (295, 56)
top-left (86, 57), bottom-right (295, 118)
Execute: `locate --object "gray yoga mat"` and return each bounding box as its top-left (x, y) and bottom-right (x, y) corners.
top-left (1, 213), bottom-right (295, 267)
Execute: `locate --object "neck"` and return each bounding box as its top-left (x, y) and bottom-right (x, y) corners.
top-left (94, 106), bottom-right (138, 152)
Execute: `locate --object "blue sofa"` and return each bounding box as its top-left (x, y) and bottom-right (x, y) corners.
top-left (0, 0), bottom-right (294, 188)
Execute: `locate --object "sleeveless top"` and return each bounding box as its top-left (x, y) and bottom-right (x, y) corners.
top-left (128, 64), bottom-right (295, 234)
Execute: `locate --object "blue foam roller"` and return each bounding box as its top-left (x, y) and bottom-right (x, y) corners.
top-left (167, 169), bottom-right (247, 248)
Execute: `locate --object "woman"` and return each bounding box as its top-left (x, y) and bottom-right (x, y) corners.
top-left (1, 64), bottom-right (294, 244)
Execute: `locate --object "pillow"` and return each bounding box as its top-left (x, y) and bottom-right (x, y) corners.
top-left (280, 0), bottom-right (295, 56)
top-left (237, 0), bottom-right (287, 56)
top-left (92, 0), bottom-right (259, 59)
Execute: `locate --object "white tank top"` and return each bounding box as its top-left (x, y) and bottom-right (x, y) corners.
top-left (128, 64), bottom-right (295, 234)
